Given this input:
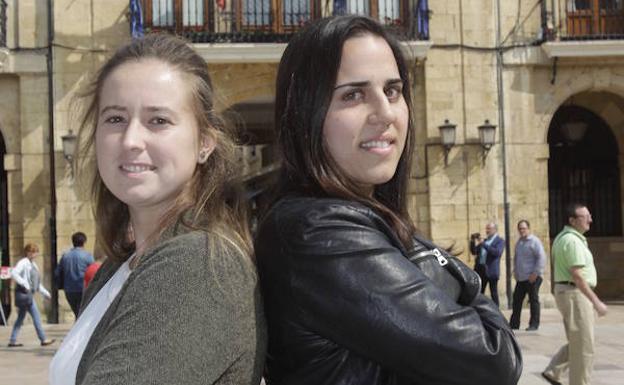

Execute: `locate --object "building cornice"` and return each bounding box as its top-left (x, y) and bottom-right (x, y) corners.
top-left (195, 40), bottom-right (433, 64)
top-left (542, 40), bottom-right (624, 58)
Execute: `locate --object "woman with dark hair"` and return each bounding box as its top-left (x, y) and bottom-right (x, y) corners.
top-left (49, 34), bottom-right (266, 385)
top-left (255, 15), bottom-right (521, 385)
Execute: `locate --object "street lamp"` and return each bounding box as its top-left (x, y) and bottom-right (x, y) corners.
top-left (478, 119), bottom-right (497, 161)
top-left (61, 130), bottom-right (77, 177)
top-left (438, 119), bottom-right (457, 166)
top-left (560, 121), bottom-right (588, 144)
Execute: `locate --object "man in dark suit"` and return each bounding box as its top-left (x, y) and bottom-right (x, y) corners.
top-left (470, 222), bottom-right (505, 306)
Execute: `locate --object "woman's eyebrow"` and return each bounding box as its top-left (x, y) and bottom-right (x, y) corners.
top-left (334, 78), bottom-right (403, 90)
top-left (334, 81), bottom-right (369, 90)
top-left (99, 105), bottom-right (126, 116)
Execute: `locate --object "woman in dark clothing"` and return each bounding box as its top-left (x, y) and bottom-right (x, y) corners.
top-left (255, 15), bottom-right (522, 385)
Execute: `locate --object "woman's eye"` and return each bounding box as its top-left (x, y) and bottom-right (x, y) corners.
top-left (104, 116), bottom-right (124, 124)
top-left (385, 86), bottom-right (402, 101)
top-left (149, 117), bottom-right (170, 125)
top-left (341, 89), bottom-right (364, 102)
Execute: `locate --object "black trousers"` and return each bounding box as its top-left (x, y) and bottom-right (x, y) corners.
top-left (65, 291), bottom-right (82, 318)
top-left (475, 264), bottom-right (499, 306)
top-left (509, 276), bottom-right (542, 329)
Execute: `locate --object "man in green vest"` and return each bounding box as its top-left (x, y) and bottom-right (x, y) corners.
top-left (542, 203), bottom-right (608, 385)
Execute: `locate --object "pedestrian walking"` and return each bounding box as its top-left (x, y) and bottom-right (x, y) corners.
top-left (55, 232), bottom-right (94, 318)
top-left (542, 203), bottom-right (608, 385)
top-left (509, 219), bottom-right (546, 331)
top-left (7, 243), bottom-right (55, 347)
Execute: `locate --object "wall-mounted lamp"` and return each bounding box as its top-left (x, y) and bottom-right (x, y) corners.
top-left (477, 119), bottom-right (497, 161)
top-left (560, 121), bottom-right (587, 144)
top-left (415, 119), bottom-right (497, 179)
top-left (61, 130), bottom-right (77, 177)
top-left (438, 119), bottom-right (457, 166)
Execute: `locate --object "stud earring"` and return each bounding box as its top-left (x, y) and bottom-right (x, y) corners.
top-left (198, 149), bottom-right (210, 164)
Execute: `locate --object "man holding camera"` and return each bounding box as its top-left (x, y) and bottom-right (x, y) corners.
top-left (470, 222), bottom-right (505, 307)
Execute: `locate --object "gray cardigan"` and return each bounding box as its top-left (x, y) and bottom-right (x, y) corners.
top-left (75, 227), bottom-right (266, 385)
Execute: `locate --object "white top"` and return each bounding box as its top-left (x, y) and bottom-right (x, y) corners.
top-left (49, 257), bottom-right (134, 385)
top-left (11, 257), bottom-right (50, 299)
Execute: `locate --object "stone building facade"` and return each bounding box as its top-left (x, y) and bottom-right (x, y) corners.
top-left (0, 0), bottom-right (622, 322)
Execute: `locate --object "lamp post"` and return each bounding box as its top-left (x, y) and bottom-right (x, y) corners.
top-left (438, 119), bottom-right (456, 166)
top-left (61, 130), bottom-right (77, 177)
top-left (478, 119), bottom-right (497, 164)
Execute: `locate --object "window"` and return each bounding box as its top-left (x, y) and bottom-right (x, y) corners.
top-left (152, 0), bottom-right (174, 27)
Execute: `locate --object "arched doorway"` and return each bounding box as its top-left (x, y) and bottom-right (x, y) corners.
top-left (222, 96), bottom-right (279, 234)
top-left (547, 97), bottom-right (624, 299)
top-left (548, 104), bottom-right (622, 237)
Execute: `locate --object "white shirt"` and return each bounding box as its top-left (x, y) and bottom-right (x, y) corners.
top-left (11, 257), bottom-right (50, 299)
top-left (49, 257), bottom-right (134, 385)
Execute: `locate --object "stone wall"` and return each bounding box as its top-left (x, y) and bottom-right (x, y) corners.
top-left (2, 0), bottom-right (623, 325)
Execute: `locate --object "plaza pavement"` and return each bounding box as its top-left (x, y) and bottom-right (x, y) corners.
top-left (0, 302), bottom-right (623, 385)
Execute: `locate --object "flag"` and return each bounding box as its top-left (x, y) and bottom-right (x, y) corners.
top-left (130, 0), bottom-right (144, 38)
top-left (333, 0), bottom-right (347, 15)
top-left (416, 0), bottom-right (428, 40)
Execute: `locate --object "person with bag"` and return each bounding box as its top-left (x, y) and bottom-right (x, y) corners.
top-left (7, 243), bottom-right (55, 347)
top-left (48, 34), bottom-right (266, 385)
top-left (255, 15), bottom-right (522, 385)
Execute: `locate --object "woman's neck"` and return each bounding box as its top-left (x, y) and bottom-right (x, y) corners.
top-left (129, 205), bottom-right (168, 256)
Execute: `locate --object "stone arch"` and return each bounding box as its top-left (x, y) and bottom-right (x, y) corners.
top-left (537, 71), bottom-right (624, 144)
top-left (546, 89), bottom-right (624, 300)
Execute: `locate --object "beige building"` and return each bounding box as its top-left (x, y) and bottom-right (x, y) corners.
top-left (0, 0), bottom-right (622, 322)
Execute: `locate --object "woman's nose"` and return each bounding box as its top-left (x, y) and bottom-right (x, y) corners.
top-left (121, 118), bottom-right (147, 151)
top-left (367, 93), bottom-right (396, 128)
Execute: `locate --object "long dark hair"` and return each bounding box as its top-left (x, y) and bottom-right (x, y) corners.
top-left (274, 15), bottom-right (416, 248)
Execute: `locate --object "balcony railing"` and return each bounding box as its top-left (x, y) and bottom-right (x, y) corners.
top-left (140, 0), bottom-right (429, 43)
top-left (550, 0), bottom-right (624, 40)
top-left (1, 0), bottom-right (7, 47)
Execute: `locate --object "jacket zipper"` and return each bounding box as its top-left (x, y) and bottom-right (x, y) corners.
top-left (412, 248), bottom-right (449, 266)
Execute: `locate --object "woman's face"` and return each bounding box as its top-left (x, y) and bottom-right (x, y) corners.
top-left (95, 59), bottom-right (214, 217)
top-left (323, 33), bottom-right (408, 194)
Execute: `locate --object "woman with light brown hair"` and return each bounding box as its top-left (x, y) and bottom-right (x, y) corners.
top-left (49, 34), bottom-right (266, 385)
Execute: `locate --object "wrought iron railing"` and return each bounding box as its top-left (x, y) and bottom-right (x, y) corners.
top-left (548, 0), bottom-right (624, 40)
top-left (0, 0), bottom-right (7, 47)
top-left (140, 0), bottom-right (429, 42)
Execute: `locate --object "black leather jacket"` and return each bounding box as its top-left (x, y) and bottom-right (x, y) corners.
top-left (256, 196), bottom-right (522, 385)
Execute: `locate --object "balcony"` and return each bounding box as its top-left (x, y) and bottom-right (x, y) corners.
top-left (543, 0), bottom-right (624, 57)
top-left (140, 0), bottom-right (429, 43)
top-left (549, 0), bottom-right (624, 40)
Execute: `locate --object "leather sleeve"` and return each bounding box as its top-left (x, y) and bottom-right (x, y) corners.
top-left (266, 199), bottom-right (522, 384)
